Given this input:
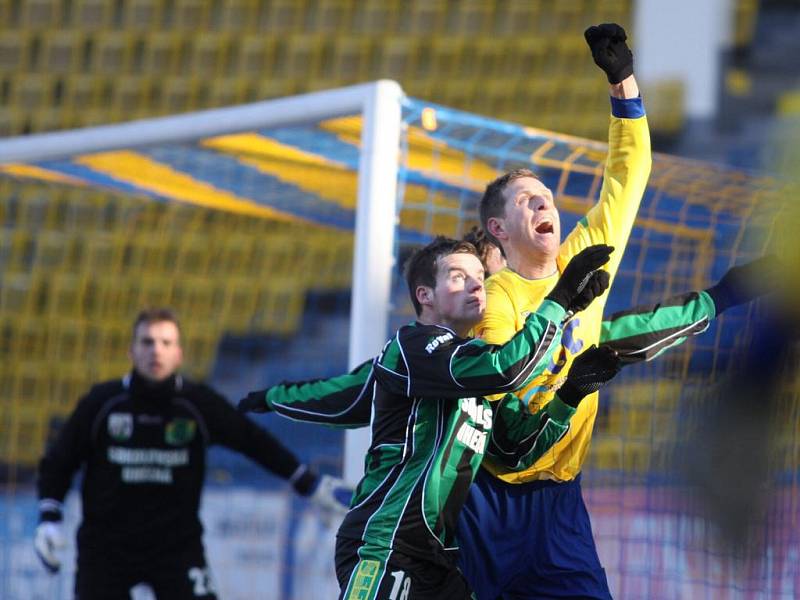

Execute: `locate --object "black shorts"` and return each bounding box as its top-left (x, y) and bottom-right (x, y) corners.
top-left (335, 536), bottom-right (474, 600)
top-left (75, 539), bottom-right (217, 600)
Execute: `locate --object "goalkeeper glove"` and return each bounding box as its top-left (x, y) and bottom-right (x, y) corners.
top-left (237, 390), bottom-right (270, 414)
top-left (546, 245), bottom-right (614, 311)
top-left (584, 23), bottom-right (634, 84)
top-left (704, 256), bottom-right (779, 314)
top-left (34, 502), bottom-right (66, 574)
top-left (557, 345), bottom-right (622, 407)
top-left (290, 466), bottom-right (353, 526)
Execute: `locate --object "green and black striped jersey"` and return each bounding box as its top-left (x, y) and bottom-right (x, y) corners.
top-left (337, 299), bottom-right (565, 566)
top-left (261, 289), bottom-right (718, 437)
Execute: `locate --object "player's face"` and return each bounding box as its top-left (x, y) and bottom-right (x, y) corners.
top-left (501, 177), bottom-right (561, 258)
top-left (130, 320), bottom-right (183, 382)
top-left (428, 252), bottom-right (486, 334)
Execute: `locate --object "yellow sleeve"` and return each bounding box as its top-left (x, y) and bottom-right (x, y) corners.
top-left (474, 276), bottom-right (517, 345)
top-left (559, 114), bottom-right (651, 280)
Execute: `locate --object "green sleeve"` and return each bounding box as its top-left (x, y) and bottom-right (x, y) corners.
top-left (264, 359), bottom-right (374, 428)
top-left (486, 394), bottom-right (576, 471)
top-left (600, 290), bottom-right (716, 364)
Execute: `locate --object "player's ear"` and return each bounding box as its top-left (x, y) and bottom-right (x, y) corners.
top-left (416, 285), bottom-right (434, 308)
top-left (486, 216), bottom-right (507, 241)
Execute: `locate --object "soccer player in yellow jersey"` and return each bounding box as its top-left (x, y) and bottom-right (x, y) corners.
top-left (457, 23), bottom-right (652, 599)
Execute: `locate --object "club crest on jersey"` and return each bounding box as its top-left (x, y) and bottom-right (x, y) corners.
top-left (165, 418), bottom-right (196, 446)
top-left (425, 332), bottom-right (453, 354)
top-left (108, 413), bottom-right (133, 441)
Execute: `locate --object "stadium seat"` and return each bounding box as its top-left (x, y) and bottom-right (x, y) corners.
top-left (39, 31), bottom-right (86, 74)
top-left (172, 0), bottom-right (212, 31)
top-left (70, 0), bottom-right (115, 30)
top-left (90, 31), bottom-right (138, 75)
top-left (142, 31), bottom-right (186, 75)
top-left (0, 31), bottom-right (33, 73)
top-left (20, 0), bottom-right (63, 29)
top-left (188, 33), bottom-right (234, 77)
top-left (122, 0), bottom-right (166, 30)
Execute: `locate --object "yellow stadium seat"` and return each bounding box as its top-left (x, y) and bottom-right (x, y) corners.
top-left (123, 0), bottom-right (166, 31)
top-left (70, 0), bottom-right (114, 29)
top-left (159, 76), bottom-right (203, 113)
top-left (90, 31), bottom-right (137, 75)
top-left (261, 0), bottom-right (307, 33)
top-left (430, 37), bottom-right (468, 80)
top-left (328, 37), bottom-right (374, 82)
top-left (62, 74), bottom-right (105, 110)
top-left (0, 31), bottom-right (33, 73)
top-left (39, 31), bottom-right (85, 74)
top-left (449, 0), bottom-right (496, 35)
top-left (495, 1), bottom-right (542, 34)
top-left (235, 35), bottom-right (279, 76)
top-left (399, 0), bottom-right (448, 35)
top-left (173, 0), bottom-right (211, 31)
top-left (378, 37), bottom-right (422, 80)
top-left (216, 0), bottom-right (262, 33)
top-left (20, 0), bottom-right (63, 29)
top-left (10, 74), bottom-right (54, 111)
top-left (111, 75), bottom-right (156, 115)
top-left (285, 35), bottom-right (326, 82)
top-left (206, 78), bottom-right (251, 108)
top-left (307, 0), bottom-right (354, 33)
top-left (352, 0), bottom-right (400, 33)
top-left (188, 33), bottom-right (234, 77)
top-left (46, 274), bottom-right (93, 319)
top-left (142, 32), bottom-right (186, 75)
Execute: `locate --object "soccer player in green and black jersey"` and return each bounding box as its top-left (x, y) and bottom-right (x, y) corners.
top-left (327, 238), bottom-right (618, 599)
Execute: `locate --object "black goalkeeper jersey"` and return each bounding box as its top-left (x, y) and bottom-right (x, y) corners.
top-left (337, 299), bottom-right (565, 566)
top-left (37, 371), bottom-right (302, 558)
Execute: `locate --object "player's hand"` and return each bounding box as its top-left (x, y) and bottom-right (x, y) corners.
top-left (34, 521), bottom-right (66, 574)
top-left (705, 256), bottom-right (780, 314)
top-left (557, 345), bottom-right (622, 407)
top-left (546, 245), bottom-right (614, 311)
top-left (584, 23), bottom-right (634, 84)
top-left (568, 269), bottom-right (611, 314)
top-left (308, 474), bottom-right (353, 527)
top-left (237, 390), bottom-right (269, 413)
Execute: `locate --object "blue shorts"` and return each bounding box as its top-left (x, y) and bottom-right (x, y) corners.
top-left (456, 470), bottom-right (611, 600)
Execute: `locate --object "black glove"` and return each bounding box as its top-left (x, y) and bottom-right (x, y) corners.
top-left (546, 245), bottom-right (614, 311)
top-left (557, 345), bottom-right (622, 407)
top-left (704, 256), bottom-right (779, 314)
top-left (584, 23), bottom-right (634, 84)
top-left (568, 269), bottom-right (610, 314)
top-left (237, 390), bottom-right (270, 414)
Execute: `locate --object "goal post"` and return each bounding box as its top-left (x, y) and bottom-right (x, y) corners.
top-left (0, 80), bottom-right (404, 485)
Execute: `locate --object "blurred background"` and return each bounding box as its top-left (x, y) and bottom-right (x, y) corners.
top-left (0, 0), bottom-right (798, 598)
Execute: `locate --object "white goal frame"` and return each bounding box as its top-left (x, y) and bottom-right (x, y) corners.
top-left (0, 81), bottom-right (403, 484)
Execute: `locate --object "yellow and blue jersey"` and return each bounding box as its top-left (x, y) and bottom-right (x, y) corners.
top-left (476, 97), bottom-right (652, 483)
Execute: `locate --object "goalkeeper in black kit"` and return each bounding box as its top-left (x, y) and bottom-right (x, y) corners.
top-left (34, 308), bottom-right (352, 600)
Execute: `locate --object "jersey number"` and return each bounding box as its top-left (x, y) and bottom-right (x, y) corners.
top-left (388, 569), bottom-right (411, 600)
top-left (188, 566), bottom-right (216, 597)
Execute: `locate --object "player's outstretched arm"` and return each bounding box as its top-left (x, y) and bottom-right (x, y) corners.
top-left (559, 23), bottom-right (651, 281)
top-left (204, 386), bottom-right (354, 522)
top-left (600, 256), bottom-right (779, 364)
top-left (238, 359), bottom-right (374, 428)
top-left (488, 346), bottom-right (622, 470)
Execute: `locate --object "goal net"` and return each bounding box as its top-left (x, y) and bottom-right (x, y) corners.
top-left (0, 83), bottom-right (797, 599)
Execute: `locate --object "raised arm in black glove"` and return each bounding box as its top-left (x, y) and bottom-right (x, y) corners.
top-left (704, 255), bottom-right (780, 314)
top-left (584, 23), bottom-right (634, 84)
top-left (546, 244), bottom-right (614, 312)
top-left (557, 345), bottom-right (622, 407)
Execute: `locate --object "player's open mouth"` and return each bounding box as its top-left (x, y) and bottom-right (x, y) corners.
top-left (535, 220), bottom-right (553, 234)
